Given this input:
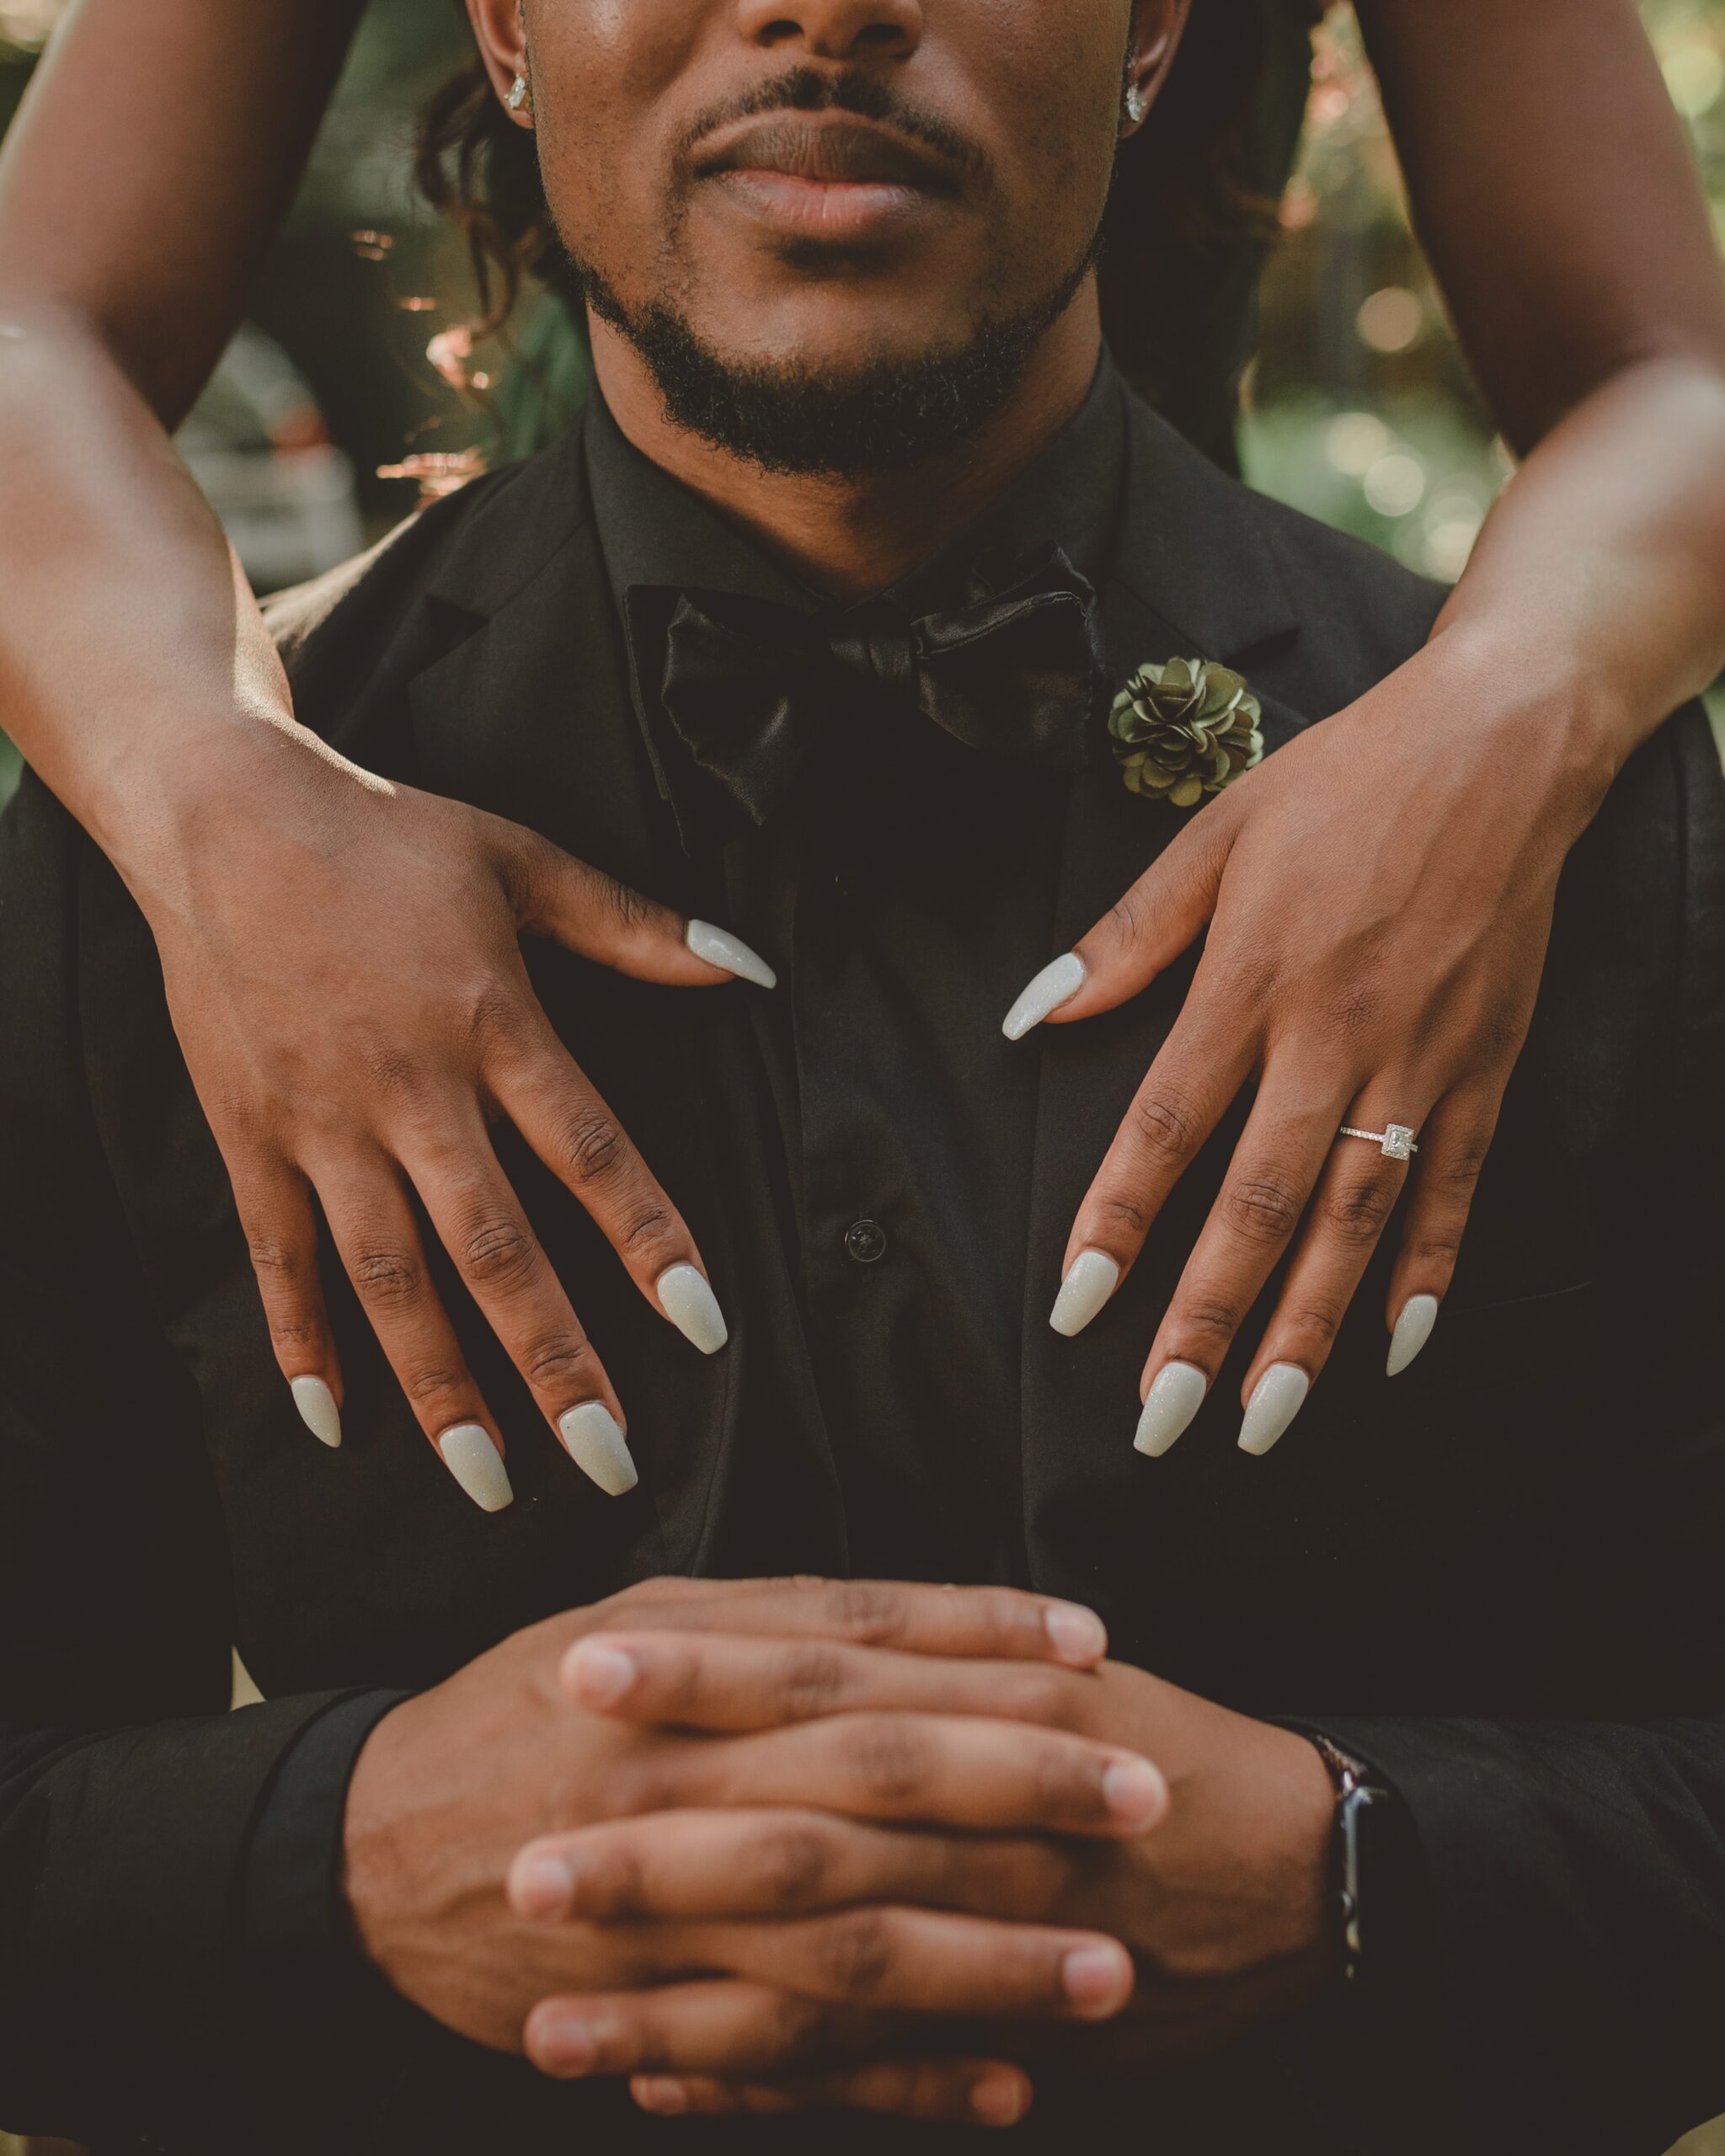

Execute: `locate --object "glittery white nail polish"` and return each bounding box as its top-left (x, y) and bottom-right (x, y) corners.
top-left (558, 1402), bottom-right (638, 1497)
top-left (1387, 1294), bottom-right (1439, 1377)
top-left (1049, 1250), bottom-right (1120, 1338)
top-left (438, 1423), bottom-right (514, 1511)
top-left (1134, 1362), bottom-right (1208, 1458)
top-left (290, 1374), bottom-right (342, 1449)
top-left (686, 921), bottom-right (777, 990)
top-left (658, 1264), bottom-right (729, 1355)
top-left (1002, 953), bottom-right (1087, 1041)
top-left (1238, 1364), bottom-right (1311, 1457)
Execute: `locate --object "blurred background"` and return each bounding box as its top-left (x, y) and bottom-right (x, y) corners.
top-left (0, 5), bottom-right (1723, 2150)
top-left (1, 0), bottom-right (1723, 811)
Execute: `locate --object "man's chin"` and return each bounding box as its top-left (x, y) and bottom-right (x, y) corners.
top-left (579, 254), bottom-right (1094, 480)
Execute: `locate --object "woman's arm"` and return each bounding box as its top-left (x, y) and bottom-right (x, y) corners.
top-left (1362, 0), bottom-right (1725, 724)
top-left (0, 0), bottom-right (360, 846)
top-left (0, 0), bottom-right (754, 1506)
top-left (1026, 0), bottom-right (1725, 1454)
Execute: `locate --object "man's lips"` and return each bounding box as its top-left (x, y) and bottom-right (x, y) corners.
top-left (692, 116), bottom-right (962, 236)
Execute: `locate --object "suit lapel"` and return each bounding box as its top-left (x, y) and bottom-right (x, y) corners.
top-left (1017, 399), bottom-right (1313, 1649)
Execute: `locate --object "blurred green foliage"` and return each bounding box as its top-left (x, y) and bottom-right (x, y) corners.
top-left (1245, 3), bottom-right (1725, 574)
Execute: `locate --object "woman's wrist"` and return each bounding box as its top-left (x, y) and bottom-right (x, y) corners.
top-left (1416, 615), bottom-right (1639, 819)
top-left (82, 698), bottom-right (356, 910)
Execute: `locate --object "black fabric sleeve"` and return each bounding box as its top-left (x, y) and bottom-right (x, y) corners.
top-left (0, 774), bottom-right (396, 2149)
top-left (1308, 1714), bottom-right (1725, 2155)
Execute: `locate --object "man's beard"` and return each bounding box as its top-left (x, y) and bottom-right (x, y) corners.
top-left (571, 243), bottom-right (1100, 479)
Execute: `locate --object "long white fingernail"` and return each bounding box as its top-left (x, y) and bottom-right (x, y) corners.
top-left (290, 1374), bottom-right (342, 1449)
top-left (1387, 1294), bottom-right (1439, 1377)
top-left (558, 1402), bottom-right (639, 1497)
top-left (438, 1423), bottom-right (514, 1511)
top-left (1002, 953), bottom-right (1087, 1041)
top-left (1050, 1249), bottom-right (1120, 1338)
top-left (1238, 1364), bottom-right (1311, 1456)
top-left (686, 920), bottom-right (777, 990)
top-left (658, 1263), bottom-right (729, 1355)
top-left (1134, 1362), bottom-right (1208, 1457)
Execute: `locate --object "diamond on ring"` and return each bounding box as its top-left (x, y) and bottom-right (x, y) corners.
top-left (1339, 1123), bottom-right (1418, 1161)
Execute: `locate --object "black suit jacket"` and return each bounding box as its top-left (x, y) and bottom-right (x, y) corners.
top-left (2, 394), bottom-right (1723, 2155)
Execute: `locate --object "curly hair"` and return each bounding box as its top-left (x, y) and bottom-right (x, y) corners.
top-left (416, 2), bottom-right (1318, 406)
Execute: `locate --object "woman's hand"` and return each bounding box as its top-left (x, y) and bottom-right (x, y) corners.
top-left (129, 728), bottom-right (774, 1508)
top-left (1006, 629), bottom-right (1624, 1456)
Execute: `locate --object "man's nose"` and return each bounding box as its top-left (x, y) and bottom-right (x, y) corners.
top-left (734, 0), bottom-right (924, 61)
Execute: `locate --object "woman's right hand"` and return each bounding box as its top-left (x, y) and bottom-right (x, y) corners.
top-left (131, 727), bottom-right (774, 1509)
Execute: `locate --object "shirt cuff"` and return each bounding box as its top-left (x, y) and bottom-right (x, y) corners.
top-left (227, 1689), bottom-right (419, 2148)
top-left (1267, 1719), bottom-right (1445, 2155)
top-left (241, 1686), bottom-right (412, 1974)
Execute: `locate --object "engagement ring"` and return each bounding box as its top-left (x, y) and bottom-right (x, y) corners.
top-left (1339, 1123), bottom-right (1419, 1161)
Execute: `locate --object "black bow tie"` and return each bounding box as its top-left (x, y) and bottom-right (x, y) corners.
top-left (638, 543), bottom-right (1107, 840)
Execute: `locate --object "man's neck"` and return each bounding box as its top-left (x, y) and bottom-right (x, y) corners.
top-left (589, 291), bottom-right (1105, 602)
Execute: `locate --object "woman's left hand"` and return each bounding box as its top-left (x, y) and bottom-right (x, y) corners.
top-left (1007, 629), bottom-right (1622, 1457)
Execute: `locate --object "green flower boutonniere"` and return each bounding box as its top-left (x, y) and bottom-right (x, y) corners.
top-left (1108, 657), bottom-right (1264, 808)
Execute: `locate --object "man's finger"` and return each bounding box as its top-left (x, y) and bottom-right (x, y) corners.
top-left (632, 2061), bottom-right (1034, 2128)
top-left (494, 817), bottom-right (777, 990)
top-left (579, 1577), bottom-right (1108, 1671)
top-left (509, 1807), bottom-right (1071, 1926)
top-left (679, 1907), bottom-right (1135, 2021)
top-left (560, 1629), bottom-right (1095, 1732)
top-left (642, 1712), bottom-right (1167, 1838)
top-left (524, 1980), bottom-right (891, 2081)
top-left (1001, 802), bottom-right (1234, 1041)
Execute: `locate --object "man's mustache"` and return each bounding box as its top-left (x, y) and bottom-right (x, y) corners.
top-left (673, 66), bottom-right (991, 189)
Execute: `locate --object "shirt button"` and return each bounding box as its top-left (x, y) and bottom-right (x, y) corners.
top-left (845, 1218), bottom-right (889, 1266)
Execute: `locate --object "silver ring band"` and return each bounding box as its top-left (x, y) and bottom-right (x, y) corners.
top-left (1339, 1123), bottom-right (1418, 1161)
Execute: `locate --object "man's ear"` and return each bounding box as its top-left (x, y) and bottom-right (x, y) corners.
top-left (1123, 0), bottom-right (1194, 133)
top-left (466, 0), bottom-right (534, 128)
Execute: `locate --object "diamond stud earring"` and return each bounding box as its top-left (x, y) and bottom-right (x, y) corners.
top-left (1123, 81), bottom-right (1150, 126)
top-left (506, 72), bottom-right (530, 113)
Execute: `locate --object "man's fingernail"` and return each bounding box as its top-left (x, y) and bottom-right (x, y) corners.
top-left (1002, 953), bottom-right (1087, 1041)
top-left (1049, 1249), bottom-right (1120, 1338)
top-left (558, 1402), bottom-right (639, 1497)
top-left (1101, 1755), bottom-right (1167, 1827)
top-left (1133, 1362), bottom-right (1208, 1458)
top-left (510, 1849), bottom-right (575, 1919)
top-left (1044, 1601), bottom-right (1108, 1665)
top-left (538, 2010), bottom-right (599, 2074)
top-left (291, 1374), bottom-right (342, 1449)
top-left (657, 1263), bottom-right (729, 1355)
top-left (1238, 1363), bottom-right (1311, 1456)
top-left (634, 2078), bottom-right (691, 2116)
top-left (971, 2073), bottom-right (1029, 2127)
top-left (437, 1423), bottom-right (514, 1511)
top-left (568, 1640), bottom-right (638, 1708)
top-left (686, 919), bottom-right (777, 990)
top-left (1387, 1294), bottom-right (1440, 1378)
top-left (1062, 1942), bottom-right (1133, 2015)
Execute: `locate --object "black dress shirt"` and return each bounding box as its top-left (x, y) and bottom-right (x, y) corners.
top-left (3, 371), bottom-right (1723, 2156)
top-left (585, 367), bottom-right (1128, 1584)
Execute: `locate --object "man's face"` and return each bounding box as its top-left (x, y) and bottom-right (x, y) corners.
top-left (473, 0), bottom-right (1172, 471)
